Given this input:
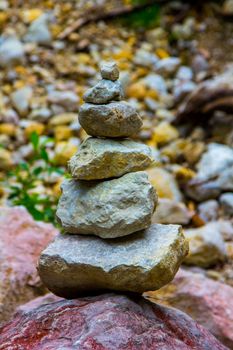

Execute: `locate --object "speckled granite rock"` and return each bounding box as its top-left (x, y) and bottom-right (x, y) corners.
top-left (68, 137), bottom-right (153, 180)
top-left (38, 224), bottom-right (188, 297)
top-left (79, 101), bottom-right (142, 138)
top-left (100, 61), bottom-right (119, 81)
top-left (56, 172), bottom-right (157, 238)
top-left (83, 79), bottom-right (123, 104)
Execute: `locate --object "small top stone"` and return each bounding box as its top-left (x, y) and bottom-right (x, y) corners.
top-left (100, 61), bottom-right (119, 81)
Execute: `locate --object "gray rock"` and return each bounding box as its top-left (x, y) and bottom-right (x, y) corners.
top-left (79, 101), bottom-right (142, 138)
top-left (56, 172), bottom-right (157, 238)
top-left (184, 223), bottom-right (227, 268)
top-left (198, 200), bottom-right (219, 222)
top-left (155, 57), bottom-right (181, 76)
top-left (133, 49), bottom-right (158, 68)
top-left (220, 193), bottom-right (233, 216)
top-left (100, 61), bottom-right (119, 81)
top-left (216, 220), bottom-right (233, 241)
top-left (173, 81), bottom-right (196, 102)
top-left (83, 79), bottom-right (123, 104)
top-left (28, 108), bottom-right (52, 122)
top-left (176, 66), bottom-right (193, 81)
top-left (187, 143), bottom-right (233, 201)
top-left (0, 36), bottom-right (24, 67)
top-left (68, 137), bottom-right (153, 180)
top-left (48, 90), bottom-right (79, 111)
top-left (143, 74), bottom-right (167, 94)
top-left (11, 86), bottom-right (33, 116)
top-left (152, 198), bottom-right (191, 225)
top-left (24, 14), bottom-right (52, 45)
top-left (38, 223), bottom-right (188, 297)
top-left (192, 54), bottom-right (209, 76)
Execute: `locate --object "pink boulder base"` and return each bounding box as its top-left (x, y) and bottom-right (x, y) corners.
top-left (0, 206), bottom-right (58, 323)
top-left (0, 293), bottom-right (227, 350)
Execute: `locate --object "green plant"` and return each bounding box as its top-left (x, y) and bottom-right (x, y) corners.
top-left (120, 1), bottom-right (161, 29)
top-left (6, 132), bottom-right (65, 224)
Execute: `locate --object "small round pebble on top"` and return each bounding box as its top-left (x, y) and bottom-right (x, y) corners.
top-left (100, 61), bottom-right (119, 81)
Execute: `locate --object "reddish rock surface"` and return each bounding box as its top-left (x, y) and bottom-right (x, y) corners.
top-left (0, 206), bottom-right (58, 324)
top-left (0, 293), bottom-right (226, 350)
top-left (146, 268), bottom-right (233, 349)
top-left (16, 293), bottom-right (62, 314)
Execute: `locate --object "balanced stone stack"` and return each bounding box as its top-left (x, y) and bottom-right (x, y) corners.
top-left (39, 62), bottom-right (188, 298)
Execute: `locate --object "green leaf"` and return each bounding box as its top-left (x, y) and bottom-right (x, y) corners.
top-left (119, 3), bottom-right (160, 29)
top-left (19, 162), bottom-right (30, 171)
top-left (32, 166), bottom-right (43, 176)
top-left (40, 147), bottom-right (49, 162)
top-left (30, 131), bottom-right (40, 152)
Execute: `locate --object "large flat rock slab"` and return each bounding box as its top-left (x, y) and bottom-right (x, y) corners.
top-left (0, 293), bottom-right (226, 350)
top-left (68, 137), bottom-right (153, 180)
top-left (56, 171), bottom-right (157, 238)
top-left (38, 224), bottom-right (188, 298)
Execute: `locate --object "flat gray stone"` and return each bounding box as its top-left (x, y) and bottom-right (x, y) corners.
top-left (83, 79), bottom-right (123, 104)
top-left (100, 61), bottom-right (119, 81)
top-left (56, 171), bottom-right (157, 238)
top-left (24, 14), bottom-right (52, 45)
top-left (38, 223), bottom-right (188, 297)
top-left (152, 198), bottom-right (191, 225)
top-left (0, 37), bottom-right (25, 67)
top-left (79, 101), bottom-right (142, 138)
top-left (186, 143), bottom-right (233, 201)
top-left (184, 223), bottom-right (227, 268)
top-left (68, 137), bottom-right (153, 180)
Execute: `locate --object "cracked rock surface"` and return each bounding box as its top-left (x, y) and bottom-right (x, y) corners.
top-left (39, 223), bottom-right (188, 297)
top-left (56, 171), bottom-right (157, 238)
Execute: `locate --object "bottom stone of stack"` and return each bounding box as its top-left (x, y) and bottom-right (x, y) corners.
top-left (38, 224), bottom-right (188, 298)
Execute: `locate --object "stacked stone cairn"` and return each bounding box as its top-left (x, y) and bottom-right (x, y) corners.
top-left (39, 62), bottom-right (188, 298)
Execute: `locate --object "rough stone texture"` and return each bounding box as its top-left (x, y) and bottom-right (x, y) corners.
top-left (184, 223), bottom-right (227, 268)
top-left (79, 101), bottom-right (142, 138)
top-left (152, 198), bottom-right (192, 225)
top-left (39, 224), bottom-right (188, 297)
top-left (83, 79), bottom-right (123, 104)
top-left (0, 293), bottom-right (226, 350)
top-left (68, 137), bottom-right (153, 180)
top-left (146, 268), bottom-right (233, 349)
top-left (0, 206), bottom-right (58, 324)
top-left (56, 172), bottom-right (157, 238)
top-left (100, 61), bottom-right (119, 81)
top-left (186, 143), bottom-right (233, 201)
